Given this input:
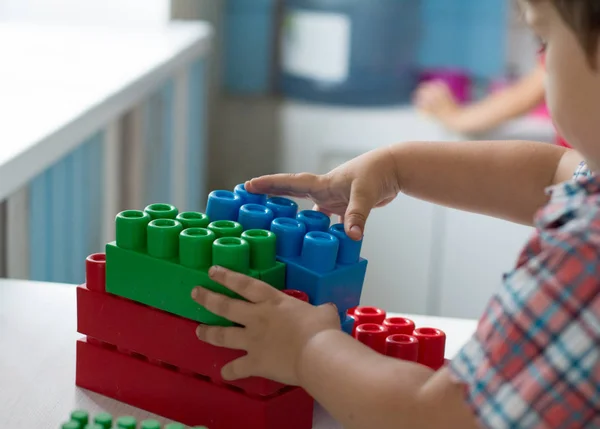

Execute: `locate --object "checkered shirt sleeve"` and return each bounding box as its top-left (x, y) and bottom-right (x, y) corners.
top-left (448, 174), bottom-right (600, 429)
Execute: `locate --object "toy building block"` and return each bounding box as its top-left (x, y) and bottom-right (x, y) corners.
top-left (61, 410), bottom-right (210, 429)
top-left (350, 306), bottom-right (447, 370)
top-left (75, 339), bottom-right (313, 429)
top-left (105, 203), bottom-right (285, 326)
top-left (341, 314), bottom-right (356, 335)
top-left (79, 255), bottom-right (286, 396)
top-left (271, 217), bottom-right (368, 316)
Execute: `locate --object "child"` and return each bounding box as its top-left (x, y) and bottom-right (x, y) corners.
top-left (191, 1), bottom-right (599, 428)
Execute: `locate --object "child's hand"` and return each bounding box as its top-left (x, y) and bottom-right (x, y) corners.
top-left (245, 147), bottom-right (400, 241)
top-left (413, 81), bottom-right (465, 131)
top-left (192, 266), bottom-right (340, 385)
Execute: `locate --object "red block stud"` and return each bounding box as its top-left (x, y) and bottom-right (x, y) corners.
top-left (355, 323), bottom-right (389, 354)
top-left (351, 307), bottom-right (386, 335)
top-left (347, 307), bottom-right (357, 317)
top-left (385, 334), bottom-right (419, 362)
top-left (283, 289), bottom-right (309, 303)
top-left (383, 317), bottom-right (416, 335)
top-left (413, 327), bottom-right (446, 370)
top-left (86, 253), bottom-right (106, 292)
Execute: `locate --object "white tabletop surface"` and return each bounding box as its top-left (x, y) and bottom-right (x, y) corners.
top-left (0, 21), bottom-right (212, 201)
top-left (0, 278), bottom-right (477, 428)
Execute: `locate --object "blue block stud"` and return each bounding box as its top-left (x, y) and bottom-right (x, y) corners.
top-left (297, 210), bottom-right (330, 232)
top-left (238, 204), bottom-right (274, 231)
top-left (266, 197), bottom-right (298, 219)
top-left (206, 190), bottom-right (243, 222)
top-left (234, 183), bottom-right (267, 206)
top-left (329, 223), bottom-right (362, 264)
top-left (341, 314), bottom-right (356, 335)
top-left (271, 217), bottom-right (306, 258)
top-left (301, 232), bottom-right (339, 273)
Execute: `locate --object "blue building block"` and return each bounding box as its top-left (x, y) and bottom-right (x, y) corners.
top-left (271, 217), bottom-right (368, 315)
top-left (341, 314), bottom-right (356, 335)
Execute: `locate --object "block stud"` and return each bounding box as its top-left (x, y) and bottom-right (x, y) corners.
top-left (179, 228), bottom-right (215, 269)
top-left (61, 422), bottom-right (80, 429)
top-left (241, 229), bottom-right (276, 270)
top-left (140, 420), bottom-right (161, 429)
top-left (85, 253), bottom-right (106, 292)
top-left (93, 413), bottom-right (113, 429)
top-left (383, 317), bottom-right (415, 335)
top-left (413, 327), bottom-right (446, 370)
top-left (266, 196), bottom-right (298, 219)
top-left (238, 204), bottom-right (274, 231)
top-left (176, 211), bottom-right (210, 229)
top-left (355, 323), bottom-right (389, 354)
top-left (385, 334), bottom-right (419, 362)
top-left (144, 203), bottom-right (178, 220)
top-left (213, 237), bottom-right (250, 273)
top-left (301, 231), bottom-right (339, 273)
top-left (352, 307), bottom-right (386, 335)
top-left (270, 217), bottom-right (306, 257)
top-left (116, 210), bottom-right (151, 251)
top-left (208, 220), bottom-right (243, 238)
top-left (116, 416), bottom-right (137, 429)
top-left (206, 190), bottom-right (242, 222)
top-left (297, 210), bottom-right (330, 232)
top-left (70, 410), bottom-right (89, 427)
top-left (283, 289), bottom-right (310, 302)
top-left (234, 183), bottom-right (267, 205)
top-left (329, 223), bottom-right (362, 264)
top-left (147, 219), bottom-right (184, 259)
top-left (165, 424), bottom-right (185, 429)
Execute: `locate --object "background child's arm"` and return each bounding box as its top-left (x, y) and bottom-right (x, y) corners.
top-left (391, 140), bottom-right (581, 225)
top-left (298, 329), bottom-right (480, 429)
top-left (415, 64), bottom-right (546, 134)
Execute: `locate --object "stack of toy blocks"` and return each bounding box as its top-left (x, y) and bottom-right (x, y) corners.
top-left (75, 184), bottom-right (369, 428)
top-left (348, 306), bottom-right (448, 370)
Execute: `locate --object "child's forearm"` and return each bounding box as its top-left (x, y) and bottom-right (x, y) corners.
top-left (297, 330), bottom-right (478, 429)
top-left (388, 140), bottom-right (577, 225)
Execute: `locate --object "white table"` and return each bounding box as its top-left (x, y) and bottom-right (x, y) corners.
top-left (0, 279), bottom-right (477, 428)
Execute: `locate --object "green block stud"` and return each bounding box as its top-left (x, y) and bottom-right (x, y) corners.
top-left (70, 411), bottom-right (89, 427)
top-left (84, 425), bottom-right (103, 429)
top-left (116, 416), bottom-right (136, 429)
top-left (62, 422), bottom-right (80, 429)
top-left (165, 424), bottom-right (185, 429)
top-left (140, 420), bottom-right (161, 429)
top-left (106, 205), bottom-right (287, 325)
top-left (93, 413), bottom-right (112, 429)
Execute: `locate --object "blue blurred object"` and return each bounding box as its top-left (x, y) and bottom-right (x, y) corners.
top-left (223, 0), bottom-right (277, 94)
top-left (279, 0), bottom-right (422, 106)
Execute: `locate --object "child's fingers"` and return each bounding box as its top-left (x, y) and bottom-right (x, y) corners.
top-left (344, 182), bottom-right (374, 240)
top-left (191, 286), bottom-right (253, 325)
top-left (221, 356), bottom-right (254, 381)
top-left (195, 325), bottom-right (247, 351)
top-left (245, 173), bottom-right (321, 197)
top-left (208, 266), bottom-right (279, 304)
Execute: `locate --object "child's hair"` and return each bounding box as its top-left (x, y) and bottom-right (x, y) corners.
top-left (546, 0), bottom-right (600, 65)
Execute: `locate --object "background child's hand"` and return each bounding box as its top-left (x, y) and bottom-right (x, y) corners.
top-left (413, 80), bottom-right (465, 131)
top-left (245, 147), bottom-right (400, 241)
top-left (192, 266), bottom-right (340, 385)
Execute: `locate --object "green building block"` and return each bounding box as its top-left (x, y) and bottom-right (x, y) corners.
top-left (62, 410), bottom-right (209, 429)
top-left (106, 204), bottom-right (285, 326)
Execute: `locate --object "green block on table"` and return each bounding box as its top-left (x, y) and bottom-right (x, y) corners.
top-left (106, 204), bottom-right (286, 326)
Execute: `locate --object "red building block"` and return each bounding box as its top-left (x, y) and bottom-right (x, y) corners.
top-left (77, 253), bottom-right (285, 396)
top-left (77, 284), bottom-right (285, 396)
top-left (75, 339), bottom-right (313, 429)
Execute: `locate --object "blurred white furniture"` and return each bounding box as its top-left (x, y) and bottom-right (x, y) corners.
top-left (0, 21), bottom-right (212, 281)
top-left (280, 102), bottom-right (555, 318)
top-left (0, 278), bottom-right (478, 428)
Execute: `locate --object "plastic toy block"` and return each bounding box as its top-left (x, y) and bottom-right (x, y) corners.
top-left (105, 204), bottom-right (285, 326)
top-left (61, 410), bottom-right (209, 429)
top-left (350, 307), bottom-right (447, 370)
top-left (341, 314), bottom-right (355, 335)
top-left (77, 278), bottom-right (286, 396)
top-left (271, 218), bottom-right (367, 315)
top-left (75, 339), bottom-right (314, 429)
top-left (234, 183), bottom-right (267, 206)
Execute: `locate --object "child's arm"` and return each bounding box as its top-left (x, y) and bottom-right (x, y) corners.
top-left (247, 140), bottom-right (582, 239)
top-left (414, 64), bottom-right (546, 134)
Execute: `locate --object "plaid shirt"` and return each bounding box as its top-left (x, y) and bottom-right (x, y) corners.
top-left (449, 163), bottom-right (600, 429)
